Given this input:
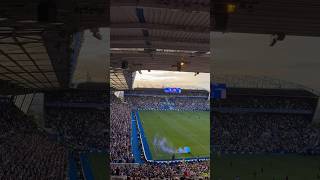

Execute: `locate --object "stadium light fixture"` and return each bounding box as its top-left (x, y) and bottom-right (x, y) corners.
top-left (176, 63), bottom-right (181, 71)
top-left (226, 3), bottom-right (237, 14)
top-left (17, 20), bottom-right (38, 23)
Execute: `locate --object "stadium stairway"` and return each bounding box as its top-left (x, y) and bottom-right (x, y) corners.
top-left (68, 152), bottom-right (79, 180)
top-left (79, 153), bottom-right (95, 180)
top-left (131, 111), bottom-right (143, 163)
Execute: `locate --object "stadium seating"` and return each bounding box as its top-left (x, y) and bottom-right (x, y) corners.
top-left (110, 95), bottom-right (134, 163)
top-left (44, 91), bottom-right (108, 151)
top-left (212, 88), bottom-right (320, 155)
top-left (110, 89), bottom-right (210, 179)
top-left (110, 161), bottom-right (210, 179)
top-left (0, 101), bottom-right (68, 179)
top-left (125, 94), bottom-right (209, 111)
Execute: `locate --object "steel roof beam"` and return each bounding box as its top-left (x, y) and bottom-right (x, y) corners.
top-left (111, 23), bottom-right (209, 33)
top-left (110, 43), bottom-right (209, 51)
top-left (110, 36), bottom-right (209, 44)
top-left (111, 0), bottom-right (209, 12)
top-left (0, 63), bottom-right (40, 88)
top-left (12, 36), bottom-right (54, 88)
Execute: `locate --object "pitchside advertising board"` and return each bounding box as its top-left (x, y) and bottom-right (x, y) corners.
top-left (212, 83), bottom-right (227, 100)
top-left (164, 88), bottom-right (182, 93)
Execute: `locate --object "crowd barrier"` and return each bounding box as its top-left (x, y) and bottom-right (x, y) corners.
top-left (131, 111), bottom-right (143, 163)
top-left (68, 152), bottom-right (78, 180)
top-left (79, 153), bottom-right (94, 180)
top-left (135, 111), bottom-right (153, 161)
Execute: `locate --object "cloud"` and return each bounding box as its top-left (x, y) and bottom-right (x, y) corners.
top-left (72, 28), bottom-right (109, 84)
top-left (133, 70), bottom-right (210, 91)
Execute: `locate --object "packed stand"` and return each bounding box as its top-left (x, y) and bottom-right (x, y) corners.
top-left (125, 88), bottom-right (209, 97)
top-left (171, 97), bottom-right (209, 111)
top-left (110, 95), bottom-right (134, 163)
top-left (126, 96), bottom-right (209, 111)
top-left (212, 88), bottom-right (320, 155)
top-left (111, 161), bottom-right (209, 179)
top-left (0, 101), bottom-right (68, 179)
top-left (213, 96), bottom-right (316, 111)
top-left (213, 113), bottom-right (320, 154)
top-left (44, 91), bottom-right (108, 151)
top-left (110, 90), bottom-right (210, 179)
top-left (45, 108), bottom-right (108, 151)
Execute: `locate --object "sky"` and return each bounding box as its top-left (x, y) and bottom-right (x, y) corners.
top-left (211, 32), bottom-right (320, 93)
top-left (72, 28), bottom-right (109, 85)
top-left (133, 70), bottom-right (210, 91)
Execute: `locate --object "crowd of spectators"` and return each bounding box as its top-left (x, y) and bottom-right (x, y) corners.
top-left (44, 91), bottom-right (108, 151)
top-left (212, 92), bottom-right (320, 155)
top-left (213, 96), bottom-right (316, 111)
top-left (126, 96), bottom-right (162, 110)
top-left (0, 101), bottom-right (68, 179)
top-left (110, 95), bottom-right (134, 163)
top-left (45, 107), bottom-right (108, 151)
top-left (125, 89), bottom-right (209, 97)
top-left (45, 90), bottom-right (108, 104)
top-left (213, 113), bottom-right (320, 154)
top-left (111, 89), bottom-right (210, 179)
top-left (172, 97), bottom-right (209, 111)
top-left (125, 96), bottom-right (209, 111)
top-left (111, 161), bottom-right (209, 179)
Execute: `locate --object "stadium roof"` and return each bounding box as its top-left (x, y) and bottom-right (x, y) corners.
top-left (212, 0), bottom-right (320, 36)
top-left (110, 68), bottom-right (132, 90)
top-left (0, 0), bottom-right (109, 95)
top-left (0, 21), bottom-right (71, 92)
top-left (110, 0), bottom-right (210, 90)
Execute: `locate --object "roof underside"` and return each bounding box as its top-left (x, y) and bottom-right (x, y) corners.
top-left (212, 0), bottom-right (320, 36)
top-left (110, 0), bottom-right (210, 90)
top-left (0, 24), bottom-right (71, 91)
top-left (110, 68), bottom-right (129, 90)
top-left (0, 0), bottom-right (109, 94)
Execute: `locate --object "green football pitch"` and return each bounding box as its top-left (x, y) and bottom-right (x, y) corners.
top-left (139, 110), bottom-right (210, 160)
top-left (88, 153), bottom-right (108, 180)
top-left (213, 154), bottom-right (320, 180)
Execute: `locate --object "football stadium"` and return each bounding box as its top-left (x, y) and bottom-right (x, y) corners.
top-left (111, 85), bottom-right (210, 179)
top-left (211, 1), bottom-right (320, 179)
top-left (0, 1), bottom-right (109, 180)
top-left (126, 88), bottom-right (209, 161)
top-left (110, 0), bottom-right (210, 179)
